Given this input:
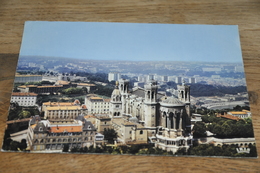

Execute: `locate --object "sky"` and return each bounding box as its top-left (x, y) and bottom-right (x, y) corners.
top-left (19, 21), bottom-right (243, 63)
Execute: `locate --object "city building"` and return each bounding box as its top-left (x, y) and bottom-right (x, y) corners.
top-left (76, 83), bottom-right (96, 92)
top-left (27, 115), bottom-right (103, 151)
top-left (18, 82), bottom-right (77, 94)
top-left (162, 75), bottom-right (169, 82)
top-left (227, 110), bottom-right (251, 119)
top-left (202, 67), bottom-right (222, 72)
top-left (133, 82), bottom-right (145, 88)
top-left (147, 74), bottom-right (155, 81)
top-left (138, 76), bottom-right (147, 82)
top-left (188, 77), bottom-right (196, 84)
top-left (109, 79), bottom-right (192, 153)
top-left (85, 95), bottom-right (110, 114)
top-left (43, 100), bottom-right (87, 119)
top-left (58, 74), bottom-right (87, 82)
top-left (175, 77), bottom-right (182, 84)
top-left (14, 75), bottom-right (43, 83)
top-left (112, 118), bottom-right (148, 144)
top-left (108, 72), bottom-right (121, 82)
top-left (11, 92), bottom-right (38, 106)
top-left (95, 115), bottom-right (112, 133)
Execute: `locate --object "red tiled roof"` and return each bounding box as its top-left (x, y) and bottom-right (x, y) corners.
top-left (42, 102), bottom-right (74, 106)
top-left (37, 85), bottom-right (63, 88)
top-left (217, 114), bottom-right (240, 121)
top-left (12, 92), bottom-right (38, 96)
top-left (50, 125), bottom-right (82, 133)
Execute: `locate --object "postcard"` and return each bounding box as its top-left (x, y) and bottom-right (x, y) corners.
top-left (2, 21), bottom-right (257, 158)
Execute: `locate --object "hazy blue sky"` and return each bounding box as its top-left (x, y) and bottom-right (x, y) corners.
top-left (20, 21), bottom-right (243, 62)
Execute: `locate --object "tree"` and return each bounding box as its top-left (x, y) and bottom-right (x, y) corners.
top-left (192, 122), bottom-right (207, 137)
top-left (233, 105), bottom-right (242, 111)
top-left (19, 139), bottom-right (27, 151)
top-left (18, 110), bottom-right (31, 119)
top-left (10, 141), bottom-right (20, 151)
top-left (103, 128), bottom-right (118, 144)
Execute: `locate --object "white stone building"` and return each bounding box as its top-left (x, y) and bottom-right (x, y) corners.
top-left (85, 95), bottom-right (110, 114)
top-left (109, 79), bottom-right (192, 153)
top-left (108, 72), bottom-right (121, 82)
top-left (11, 92), bottom-right (38, 106)
top-left (14, 75), bottom-right (43, 83)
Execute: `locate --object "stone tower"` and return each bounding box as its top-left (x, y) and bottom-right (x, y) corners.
top-left (119, 79), bottom-right (129, 115)
top-left (144, 80), bottom-right (158, 127)
top-left (110, 81), bottom-right (122, 118)
top-left (177, 80), bottom-right (191, 128)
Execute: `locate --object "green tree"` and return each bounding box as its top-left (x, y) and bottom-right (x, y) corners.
top-left (18, 110), bottom-right (31, 119)
top-left (103, 128), bottom-right (118, 144)
top-left (192, 122), bottom-right (207, 137)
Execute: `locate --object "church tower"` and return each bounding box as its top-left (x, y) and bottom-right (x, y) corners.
top-left (110, 81), bottom-right (122, 119)
top-left (177, 80), bottom-right (191, 128)
top-left (119, 79), bottom-right (129, 115)
top-left (144, 80), bottom-right (158, 127)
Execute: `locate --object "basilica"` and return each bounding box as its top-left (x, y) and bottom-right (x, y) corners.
top-left (109, 79), bottom-right (193, 153)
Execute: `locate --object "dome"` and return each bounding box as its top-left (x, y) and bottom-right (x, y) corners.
top-left (129, 117), bottom-right (139, 123)
top-left (112, 88), bottom-right (121, 96)
top-left (161, 97), bottom-right (185, 107)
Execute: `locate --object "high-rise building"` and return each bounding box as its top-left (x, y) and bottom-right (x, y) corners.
top-left (175, 77), bottom-right (182, 84)
top-left (162, 75), bottom-right (168, 82)
top-left (189, 77), bottom-right (196, 83)
top-left (147, 74), bottom-right (154, 81)
top-left (108, 72), bottom-right (121, 82)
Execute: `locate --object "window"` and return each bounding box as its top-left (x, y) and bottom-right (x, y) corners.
top-left (140, 130), bottom-right (143, 135)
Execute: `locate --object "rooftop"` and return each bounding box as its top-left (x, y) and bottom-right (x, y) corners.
top-left (50, 125), bottom-right (82, 133)
top-left (43, 102), bottom-right (75, 106)
top-left (77, 83), bottom-right (95, 86)
top-left (12, 92), bottom-right (38, 96)
top-left (229, 111), bottom-right (248, 115)
top-left (37, 85), bottom-right (63, 88)
top-left (217, 114), bottom-right (240, 121)
top-left (46, 105), bottom-right (81, 111)
top-left (56, 80), bottom-right (70, 85)
top-left (16, 75), bottom-right (42, 77)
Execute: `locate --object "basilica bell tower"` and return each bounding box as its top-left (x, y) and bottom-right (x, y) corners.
top-left (177, 80), bottom-right (191, 128)
top-left (119, 79), bottom-right (129, 114)
top-left (144, 80), bottom-right (158, 127)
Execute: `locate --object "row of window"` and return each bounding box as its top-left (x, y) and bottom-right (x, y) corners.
top-left (15, 101), bottom-right (34, 103)
top-left (34, 137), bottom-right (94, 144)
top-left (49, 110), bottom-right (80, 112)
top-left (93, 106), bottom-right (109, 108)
top-left (12, 97), bottom-right (36, 100)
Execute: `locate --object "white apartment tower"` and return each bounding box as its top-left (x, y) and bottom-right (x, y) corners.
top-left (108, 72), bottom-right (121, 82)
top-left (175, 77), bottom-right (182, 84)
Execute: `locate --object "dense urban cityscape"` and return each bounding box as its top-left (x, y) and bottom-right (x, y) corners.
top-left (2, 56), bottom-right (257, 157)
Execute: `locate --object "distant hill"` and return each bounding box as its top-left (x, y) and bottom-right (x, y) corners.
top-left (189, 83), bottom-right (247, 97)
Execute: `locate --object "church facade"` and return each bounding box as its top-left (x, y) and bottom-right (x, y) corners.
top-left (110, 79), bottom-right (193, 153)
